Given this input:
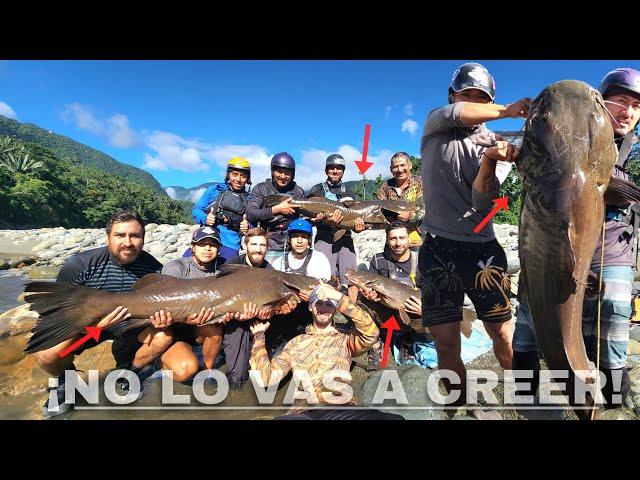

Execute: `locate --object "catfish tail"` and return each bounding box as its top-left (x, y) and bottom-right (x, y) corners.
top-left (23, 282), bottom-right (114, 354)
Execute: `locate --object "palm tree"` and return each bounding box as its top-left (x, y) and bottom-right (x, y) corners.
top-left (0, 137), bottom-right (44, 175)
top-left (475, 256), bottom-right (512, 319)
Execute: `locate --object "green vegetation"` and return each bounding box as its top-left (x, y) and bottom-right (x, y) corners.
top-left (0, 115), bottom-right (163, 193)
top-left (0, 136), bottom-right (191, 228)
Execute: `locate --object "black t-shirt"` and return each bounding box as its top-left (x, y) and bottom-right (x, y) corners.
top-left (226, 253), bottom-right (273, 270)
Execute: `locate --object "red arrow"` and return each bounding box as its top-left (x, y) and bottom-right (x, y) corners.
top-left (58, 326), bottom-right (102, 358)
top-left (355, 124), bottom-right (373, 175)
top-left (380, 316), bottom-right (401, 368)
top-left (473, 197), bottom-right (509, 234)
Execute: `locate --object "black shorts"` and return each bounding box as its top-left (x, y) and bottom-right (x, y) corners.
top-left (419, 234), bottom-right (512, 327)
top-left (72, 325), bottom-right (147, 369)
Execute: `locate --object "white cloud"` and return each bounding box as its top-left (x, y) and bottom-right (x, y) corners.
top-left (165, 187), bottom-right (177, 199)
top-left (61, 102), bottom-right (104, 135)
top-left (107, 113), bottom-right (138, 148)
top-left (143, 131), bottom-right (210, 173)
top-left (403, 103), bottom-right (414, 116)
top-left (0, 101), bottom-right (17, 120)
top-left (189, 188), bottom-right (207, 203)
top-left (298, 145), bottom-right (394, 190)
top-left (401, 119), bottom-right (419, 136)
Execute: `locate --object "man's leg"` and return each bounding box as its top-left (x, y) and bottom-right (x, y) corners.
top-left (195, 324), bottom-right (223, 370)
top-left (222, 321), bottom-right (252, 386)
top-left (160, 341), bottom-right (200, 382)
top-left (511, 300), bottom-right (541, 399)
top-left (34, 337), bottom-right (79, 377)
top-left (133, 326), bottom-right (174, 369)
top-left (429, 322), bottom-right (466, 405)
top-left (483, 321), bottom-right (513, 370)
top-left (585, 266), bottom-right (634, 408)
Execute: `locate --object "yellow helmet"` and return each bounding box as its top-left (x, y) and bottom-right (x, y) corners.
top-left (227, 157), bottom-right (251, 173)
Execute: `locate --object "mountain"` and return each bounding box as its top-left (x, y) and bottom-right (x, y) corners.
top-left (165, 182), bottom-right (217, 203)
top-left (0, 114), bottom-right (164, 194)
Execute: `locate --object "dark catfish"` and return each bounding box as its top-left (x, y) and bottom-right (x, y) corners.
top-left (23, 267), bottom-right (299, 354)
top-left (516, 80), bottom-right (639, 419)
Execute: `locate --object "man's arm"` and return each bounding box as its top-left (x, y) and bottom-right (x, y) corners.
top-left (341, 296), bottom-right (380, 356)
top-left (249, 324), bottom-right (292, 386)
top-left (192, 187), bottom-right (216, 225)
top-left (458, 98), bottom-right (531, 127)
top-left (472, 142), bottom-right (517, 212)
top-left (246, 184), bottom-right (275, 225)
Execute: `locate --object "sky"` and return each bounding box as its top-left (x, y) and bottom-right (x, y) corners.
top-left (1, 60), bottom-right (637, 198)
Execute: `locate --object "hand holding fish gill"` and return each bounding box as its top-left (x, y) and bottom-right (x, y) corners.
top-left (505, 97), bottom-right (532, 119)
top-left (272, 197), bottom-right (297, 216)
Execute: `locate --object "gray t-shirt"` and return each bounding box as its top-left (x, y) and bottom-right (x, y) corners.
top-left (420, 103), bottom-right (512, 242)
top-left (161, 257), bottom-right (219, 279)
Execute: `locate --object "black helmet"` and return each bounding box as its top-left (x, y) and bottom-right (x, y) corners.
top-left (326, 154), bottom-right (346, 169)
top-left (449, 62), bottom-right (495, 102)
top-left (191, 226), bottom-right (221, 245)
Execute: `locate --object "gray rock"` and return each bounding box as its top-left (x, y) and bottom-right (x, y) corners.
top-left (0, 260), bottom-right (10, 270)
top-left (8, 257), bottom-right (36, 268)
top-left (507, 256), bottom-right (520, 274)
top-left (145, 223), bottom-right (158, 232)
top-left (37, 250), bottom-right (60, 261)
top-left (165, 234), bottom-right (179, 244)
top-left (360, 365), bottom-right (447, 420)
top-left (31, 239), bottom-right (58, 252)
top-left (27, 265), bottom-right (61, 280)
top-left (0, 304), bottom-right (38, 339)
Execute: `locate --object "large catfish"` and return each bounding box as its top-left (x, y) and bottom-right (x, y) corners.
top-left (23, 267), bottom-right (320, 354)
top-left (518, 80), bottom-right (640, 419)
top-left (265, 194), bottom-right (420, 241)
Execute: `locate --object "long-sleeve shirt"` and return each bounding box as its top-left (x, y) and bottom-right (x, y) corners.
top-left (250, 296), bottom-right (379, 412)
top-left (245, 179), bottom-right (306, 251)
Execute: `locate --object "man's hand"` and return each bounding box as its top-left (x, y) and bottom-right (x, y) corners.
top-left (298, 284), bottom-right (317, 303)
top-left (404, 295), bottom-right (422, 316)
top-left (361, 286), bottom-right (381, 302)
top-left (311, 212), bottom-right (326, 223)
top-left (353, 217), bottom-right (366, 232)
top-left (585, 271), bottom-right (605, 298)
top-left (397, 211), bottom-right (412, 222)
top-left (148, 309), bottom-right (173, 329)
top-left (484, 140), bottom-right (519, 163)
top-left (315, 283), bottom-right (344, 302)
top-left (239, 214), bottom-right (249, 235)
top-left (205, 211), bottom-right (217, 226)
top-left (272, 197), bottom-right (297, 216)
top-left (327, 209), bottom-right (344, 227)
top-left (96, 306), bottom-right (131, 329)
top-left (257, 305), bottom-right (275, 320)
top-left (235, 302), bottom-right (260, 321)
top-left (277, 296), bottom-right (299, 315)
top-left (505, 98), bottom-right (532, 119)
top-left (184, 307), bottom-right (216, 326)
top-left (250, 321), bottom-right (270, 335)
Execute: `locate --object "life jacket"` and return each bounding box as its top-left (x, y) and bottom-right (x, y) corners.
top-left (207, 186), bottom-right (248, 232)
top-left (322, 181), bottom-right (346, 202)
top-left (373, 250), bottom-right (419, 288)
top-left (283, 250), bottom-right (313, 274)
top-left (607, 133), bottom-right (639, 242)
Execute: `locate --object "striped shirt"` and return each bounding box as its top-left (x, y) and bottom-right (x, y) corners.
top-left (56, 246), bottom-right (162, 292)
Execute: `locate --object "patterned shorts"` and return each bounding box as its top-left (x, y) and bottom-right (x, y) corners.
top-left (419, 234), bottom-right (512, 327)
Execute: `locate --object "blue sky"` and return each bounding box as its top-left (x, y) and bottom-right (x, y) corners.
top-left (0, 60), bottom-right (637, 197)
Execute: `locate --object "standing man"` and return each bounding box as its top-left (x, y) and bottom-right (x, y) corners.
top-left (377, 152), bottom-right (425, 249)
top-left (246, 152), bottom-right (305, 262)
top-left (418, 62), bottom-right (531, 407)
top-left (513, 68), bottom-right (640, 408)
top-left (35, 211), bottom-right (175, 417)
top-left (307, 154), bottom-right (365, 301)
top-left (191, 157), bottom-right (252, 261)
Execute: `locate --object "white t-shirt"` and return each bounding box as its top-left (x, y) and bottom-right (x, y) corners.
top-left (271, 250), bottom-right (332, 281)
